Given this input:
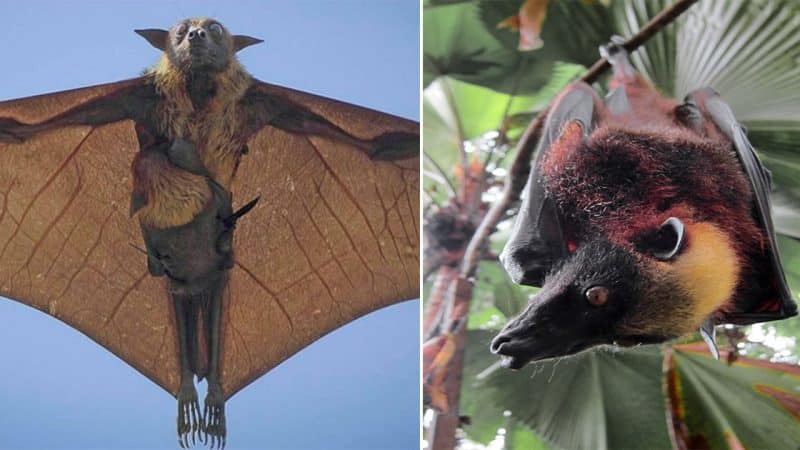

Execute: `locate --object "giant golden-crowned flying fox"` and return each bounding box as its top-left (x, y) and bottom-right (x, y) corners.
top-left (491, 37), bottom-right (797, 369)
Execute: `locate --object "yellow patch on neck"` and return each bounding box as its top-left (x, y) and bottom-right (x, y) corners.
top-left (667, 222), bottom-right (739, 327)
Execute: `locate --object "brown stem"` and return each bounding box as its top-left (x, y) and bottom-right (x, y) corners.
top-left (426, 277), bottom-right (474, 450)
top-left (423, 265), bottom-right (459, 340)
top-left (459, 0), bottom-right (700, 278)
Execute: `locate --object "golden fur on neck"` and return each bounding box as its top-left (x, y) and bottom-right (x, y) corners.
top-left (148, 54), bottom-right (252, 189)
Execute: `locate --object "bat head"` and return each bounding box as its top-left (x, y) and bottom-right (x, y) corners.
top-left (492, 216), bottom-right (740, 368)
top-left (135, 18), bottom-right (263, 74)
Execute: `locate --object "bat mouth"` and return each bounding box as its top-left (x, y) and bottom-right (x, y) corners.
top-left (189, 46), bottom-right (210, 60)
top-left (497, 334), bottom-right (668, 369)
top-left (491, 334), bottom-right (602, 369)
top-left (493, 339), bottom-right (540, 370)
top-left (186, 45), bottom-right (222, 70)
top-left (491, 332), bottom-right (669, 367)
top-left (499, 354), bottom-right (534, 370)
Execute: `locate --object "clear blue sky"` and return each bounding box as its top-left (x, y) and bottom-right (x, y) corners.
top-left (0, 2), bottom-right (419, 449)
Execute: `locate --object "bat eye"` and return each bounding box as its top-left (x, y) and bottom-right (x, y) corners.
top-left (585, 286), bottom-right (609, 306)
top-left (209, 23), bottom-right (223, 37)
top-left (176, 23), bottom-right (188, 38)
top-left (646, 217), bottom-right (685, 261)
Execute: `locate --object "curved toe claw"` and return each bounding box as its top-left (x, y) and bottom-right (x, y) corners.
top-left (177, 382), bottom-right (201, 448)
top-left (201, 403), bottom-right (227, 449)
top-left (201, 385), bottom-right (227, 449)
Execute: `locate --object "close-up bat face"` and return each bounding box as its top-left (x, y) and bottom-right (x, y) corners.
top-left (492, 237), bottom-right (677, 369)
top-left (491, 43), bottom-right (795, 368)
top-left (168, 19), bottom-right (234, 72)
top-left (138, 18), bottom-right (262, 74)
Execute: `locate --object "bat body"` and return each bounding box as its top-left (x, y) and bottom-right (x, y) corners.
top-left (133, 137), bottom-right (259, 445)
top-left (491, 40), bottom-right (796, 369)
top-left (0, 17), bottom-right (419, 448)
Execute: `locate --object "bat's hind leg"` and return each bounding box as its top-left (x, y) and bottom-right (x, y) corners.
top-left (173, 294), bottom-right (202, 448)
top-left (201, 279), bottom-right (226, 449)
top-left (599, 35), bottom-right (647, 114)
top-left (600, 35), bottom-right (637, 86)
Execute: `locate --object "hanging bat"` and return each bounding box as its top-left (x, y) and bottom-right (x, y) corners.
top-left (490, 37), bottom-right (796, 369)
top-left (0, 17), bottom-right (419, 448)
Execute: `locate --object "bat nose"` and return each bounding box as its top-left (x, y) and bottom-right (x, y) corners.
top-left (188, 27), bottom-right (207, 41)
top-left (490, 332), bottom-right (512, 354)
top-left (490, 330), bottom-right (536, 370)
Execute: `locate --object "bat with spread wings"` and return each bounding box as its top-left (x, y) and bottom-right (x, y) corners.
top-left (0, 17), bottom-right (419, 448)
top-left (491, 38), bottom-right (796, 369)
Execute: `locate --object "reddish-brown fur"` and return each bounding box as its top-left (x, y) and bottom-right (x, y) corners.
top-left (540, 75), bottom-right (766, 314)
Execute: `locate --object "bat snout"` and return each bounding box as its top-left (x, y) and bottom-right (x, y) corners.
top-left (490, 316), bottom-right (586, 369)
top-left (490, 328), bottom-right (536, 370)
top-left (489, 296), bottom-right (566, 368)
top-left (492, 245), bottom-right (634, 369)
top-left (489, 329), bottom-right (518, 354)
top-left (187, 27), bottom-right (208, 42)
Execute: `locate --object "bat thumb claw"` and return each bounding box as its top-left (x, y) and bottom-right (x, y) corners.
top-left (699, 319), bottom-right (720, 360)
top-left (224, 196), bottom-right (260, 227)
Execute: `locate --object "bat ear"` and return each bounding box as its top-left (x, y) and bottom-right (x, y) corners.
top-left (134, 29), bottom-right (169, 51)
top-left (233, 35), bottom-right (264, 52)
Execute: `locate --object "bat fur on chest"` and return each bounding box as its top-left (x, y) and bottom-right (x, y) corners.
top-left (133, 56), bottom-right (251, 229)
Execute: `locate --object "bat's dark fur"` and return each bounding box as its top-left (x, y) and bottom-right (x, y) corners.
top-left (492, 41), bottom-right (794, 370)
top-left (541, 119), bottom-right (770, 316)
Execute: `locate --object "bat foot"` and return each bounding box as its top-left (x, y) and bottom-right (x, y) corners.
top-left (599, 35), bottom-right (636, 80)
top-left (177, 379), bottom-right (202, 448)
top-left (201, 382), bottom-right (226, 450)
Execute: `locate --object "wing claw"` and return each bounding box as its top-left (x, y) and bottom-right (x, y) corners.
top-left (699, 318), bottom-right (720, 360)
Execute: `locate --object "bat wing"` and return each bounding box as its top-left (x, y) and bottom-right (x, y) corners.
top-left (0, 78), bottom-right (184, 394)
top-left (500, 82), bottom-right (596, 286)
top-left (0, 78), bottom-right (420, 400)
top-left (687, 88), bottom-right (798, 325)
top-left (220, 80), bottom-right (419, 398)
